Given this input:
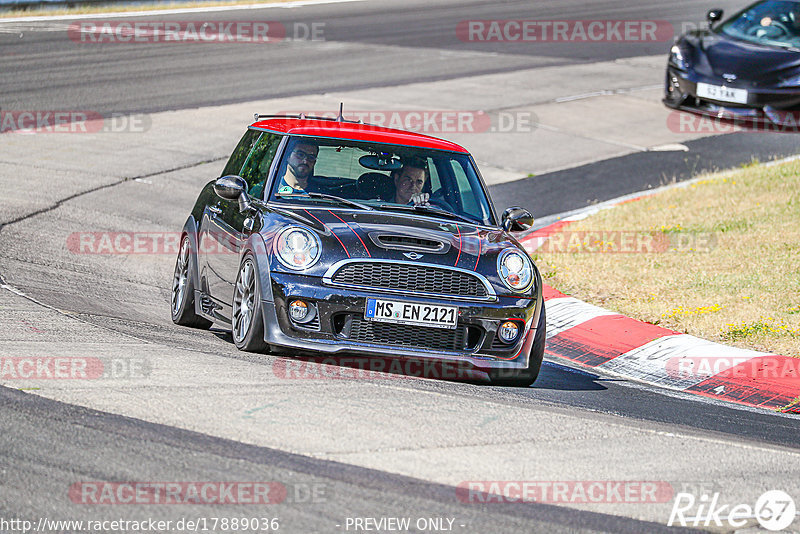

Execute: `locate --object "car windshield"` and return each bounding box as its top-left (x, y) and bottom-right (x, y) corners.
top-left (717, 0), bottom-right (800, 48)
top-left (268, 136), bottom-right (495, 226)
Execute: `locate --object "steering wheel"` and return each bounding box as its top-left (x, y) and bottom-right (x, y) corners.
top-left (746, 20), bottom-right (791, 38)
top-left (426, 190), bottom-right (455, 212)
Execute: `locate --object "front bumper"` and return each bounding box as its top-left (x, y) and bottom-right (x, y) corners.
top-left (665, 66), bottom-right (800, 127)
top-left (260, 272), bottom-right (542, 370)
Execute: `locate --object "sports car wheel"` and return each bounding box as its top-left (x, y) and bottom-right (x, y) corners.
top-left (232, 255), bottom-right (269, 352)
top-left (171, 236), bottom-right (212, 328)
top-left (489, 304), bottom-right (546, 387)
top-left (664, 71), bottom-right (686, 107)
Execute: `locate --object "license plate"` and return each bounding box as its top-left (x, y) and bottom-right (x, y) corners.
top-left (696, 82), bottom-right (748, 104)
top-left (365, 298), bottom-right (457, 329)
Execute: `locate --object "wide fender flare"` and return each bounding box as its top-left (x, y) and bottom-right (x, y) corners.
top-left (533, 266), bottom-right (544, 331)
top-left (180, 216), bottom-right (200, 284)
top-left (241, 232), bottom-right (274, 303)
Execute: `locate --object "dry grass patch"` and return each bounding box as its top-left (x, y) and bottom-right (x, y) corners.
top-left (534, 159), bottom-right (800, 358)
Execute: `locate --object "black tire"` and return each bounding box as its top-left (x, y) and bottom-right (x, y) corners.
top-left (232, 254), bottom-right (269, 353)
top-left (489, 304), bottom-right (546, 387)
top-left (171, 235), bottom-right (213, 329)
top-left (664, 71), bottom-right (685, 108)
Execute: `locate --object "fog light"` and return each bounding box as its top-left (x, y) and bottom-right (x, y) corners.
top-left (290, 300), bottom-right (309, 321)
top-left (498, 321), bottom-right (520, 343)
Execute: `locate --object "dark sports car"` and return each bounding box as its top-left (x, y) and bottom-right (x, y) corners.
top-left (665, 0), bottom-right (800, 126)
top-left (171, 114), bottom-right (546, 386)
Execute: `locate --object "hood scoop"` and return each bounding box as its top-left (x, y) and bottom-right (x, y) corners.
top-left (370, 232), bottom-right (450, 254)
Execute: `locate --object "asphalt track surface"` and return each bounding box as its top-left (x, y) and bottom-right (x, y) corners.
top-left (0, 0), bottom-right (753, 115)
top-left (2, 1), bottom-right (800, 533)
top-left (0, 386), bottom-right (700, 534)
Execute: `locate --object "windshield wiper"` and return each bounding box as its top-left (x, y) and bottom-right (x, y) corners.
top-left (377, 203), bottom-right (478, 225)
top-left (275, 192), bottom-right (373, 211)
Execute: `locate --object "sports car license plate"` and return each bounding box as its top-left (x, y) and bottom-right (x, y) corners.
top-left (365, 298), bottom-right (457, 329)
top-left (696, 83), bottom-right (749, 104)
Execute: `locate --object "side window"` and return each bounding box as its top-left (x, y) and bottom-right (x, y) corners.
top-left (222, 129), bottom-right (261, 177)
top-left (426, 157), bottom-right (441, 192)
top-left (240, 133), bottom-right (283, 199)
top-left (451, 160), bottom-right (479, 215)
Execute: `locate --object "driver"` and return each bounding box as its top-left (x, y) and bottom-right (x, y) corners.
top-left (392, 159), bottom-right (430, 206)
top-left (277, 139), bottom-right (319, 194)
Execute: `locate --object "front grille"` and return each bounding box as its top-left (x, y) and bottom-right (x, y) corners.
top-left (330, 262), bottom-right (488, 299)
top-left (335, 315), bottom-right (480, 352)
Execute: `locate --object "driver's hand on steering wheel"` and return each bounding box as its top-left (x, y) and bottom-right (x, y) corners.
top-left (409, 193), bottom-right (430, 206)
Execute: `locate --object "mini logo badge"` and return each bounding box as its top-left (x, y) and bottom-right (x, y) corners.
top-left (403, 252), bottom-right (423, 260)
top-left (722, 73), bottom-right (737, 82)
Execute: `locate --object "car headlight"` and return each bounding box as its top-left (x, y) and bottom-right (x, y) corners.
top-left (780, 73), bottom-right (800, 87)
top-left (274, 226), bottom-right (321, 270)
top-left (670, 44), bottom-right (690, 70)
top-left (497, 249), bottom-right (534, 292)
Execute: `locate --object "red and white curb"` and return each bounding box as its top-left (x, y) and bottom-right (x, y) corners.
top-left (521, 217), bottom-right (800, 415)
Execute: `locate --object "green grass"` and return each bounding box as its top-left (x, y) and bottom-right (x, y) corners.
top-left (534, 158), bottom-right (800, 358)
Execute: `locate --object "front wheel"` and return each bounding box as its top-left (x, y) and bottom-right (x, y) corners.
top-left (489, 304), bottom-right (546, 387)
top-left (664, 71), bottom-right (686, 107)
top-left (171, 235), bottom-right (212, 329)
top-left (232, 255), bottom-right (269, 352)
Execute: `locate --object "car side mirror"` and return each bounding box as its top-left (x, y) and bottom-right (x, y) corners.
top-left (214, 175), bottom-right (247, 200)
top-left (502, 207), bottom-right (535, 233)
top-left (214, 175), bottom-right (253, 213)
top-left (707, 8), bottom-right (723, 27)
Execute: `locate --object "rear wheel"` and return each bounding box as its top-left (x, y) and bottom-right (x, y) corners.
top-left (489, 304), bottom-right (546, 387)
top-left (232, 255), bottom-right (269, 352)
top-left (171, 236), bottom-right (212, 329)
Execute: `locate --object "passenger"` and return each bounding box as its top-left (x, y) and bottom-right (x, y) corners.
top-left (277, 140), bottom-right (319, 194)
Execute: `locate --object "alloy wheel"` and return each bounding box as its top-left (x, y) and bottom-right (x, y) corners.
top-left (233, 259), bottom-right (256, 342)
top-left (172, 238), bottom-right (190, 316)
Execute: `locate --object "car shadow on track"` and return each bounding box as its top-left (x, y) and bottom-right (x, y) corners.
top-left (211, 329), bottom-right (611, 391)
top-left (532, 360), bottom-right (613, 391)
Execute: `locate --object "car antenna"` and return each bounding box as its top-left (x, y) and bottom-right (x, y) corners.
top-left (336, 102), bottom-right (344, 122)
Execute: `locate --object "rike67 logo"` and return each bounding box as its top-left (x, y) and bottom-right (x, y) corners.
top-left (668, 490), bottom-right (796, 531)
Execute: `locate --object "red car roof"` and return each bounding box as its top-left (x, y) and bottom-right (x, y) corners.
top-left (250, 117), bottom-right (470, 153)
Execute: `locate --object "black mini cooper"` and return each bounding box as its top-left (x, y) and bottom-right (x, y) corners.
top-left (171, 114), bottom-right (545, 386)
